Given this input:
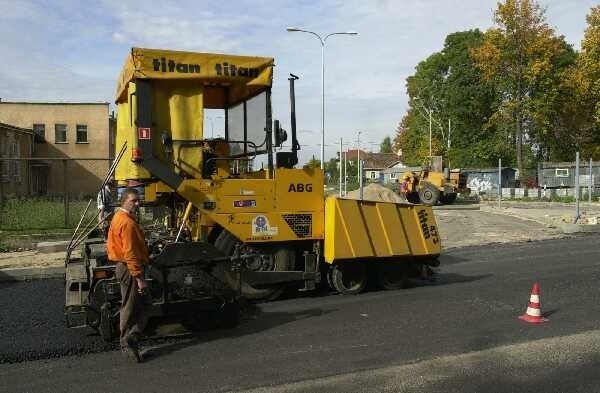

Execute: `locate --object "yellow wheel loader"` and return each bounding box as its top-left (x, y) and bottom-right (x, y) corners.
top-left (64, 48), bottom-right (441, 337)
top-left (402, 168), bottom-right (469, 206)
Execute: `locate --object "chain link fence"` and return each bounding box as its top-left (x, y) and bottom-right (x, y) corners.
top-left (0, 157), bottom-right (110, 230)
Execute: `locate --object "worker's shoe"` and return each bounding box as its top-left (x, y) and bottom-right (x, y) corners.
top-left (122, 345), bottom-right (142, 363)
top-left (122, 335), bottom-right (143, 363)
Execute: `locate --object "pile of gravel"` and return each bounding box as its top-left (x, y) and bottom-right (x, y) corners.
top-left (345, 183), bottom-right (408, 203)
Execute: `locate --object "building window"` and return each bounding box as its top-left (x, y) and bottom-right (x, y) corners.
top-left (370, 171), bottom-right (377, 179)
top-left (0, 141), bottom-right (8, 181)
top-left (555, 168), bottom-right (569, 178)
top-left (33, 124), bottom-right (46, 143)
top-left (76, 124), bottom-right (88, 143)
top-left (390, 173), bottom-right (397, 179)
top-left (11, 142), bottom-right (21, 182)
top-left (55, 124), bottom-right (67, 143)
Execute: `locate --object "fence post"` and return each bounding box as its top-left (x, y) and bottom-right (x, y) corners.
top-left (575, 152), bottom-right (580, 223)
top-left (498, 158), bottom-right (501, 208)
top-left (359, 160), bottom-right (364, 200)
top-left (63, 159), bottom-right (69, 228)
top-left (339, 138), bottom-right (343, 197)
top-left (590, 157), bottom-right (593, 204)
top-left (344, 151), bottom-right (347, 196)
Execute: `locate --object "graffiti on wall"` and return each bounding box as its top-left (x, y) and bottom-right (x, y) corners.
top-left (467, 175), bottom-right (494, 193)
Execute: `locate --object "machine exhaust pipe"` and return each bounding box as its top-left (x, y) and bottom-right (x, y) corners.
top-left (288, 74), bottom-right (300, 154)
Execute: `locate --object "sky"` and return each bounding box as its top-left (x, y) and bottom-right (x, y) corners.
top-left (0, 0), bottom-right (596, 165)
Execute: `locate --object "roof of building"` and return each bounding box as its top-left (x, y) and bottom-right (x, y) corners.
top-left (362, 153), bottom-right (402, 169)
top-left (0, 122), bottom-right (33, 135)
top-left (541, 161), bottom-right (599, 169)
top-left (383, 166), bottom-right (423, 174)
top-left (345, 150), bottom-right (402, 168)
top-left (345, 149), bottom-right (368, 160)
top-left (461, 167), bottom-right (516, 173)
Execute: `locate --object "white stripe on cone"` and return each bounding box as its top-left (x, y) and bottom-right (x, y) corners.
top-left (530, 294), bottom-right (540, 303)
top-left (526, 307), bottom-right (542, 317)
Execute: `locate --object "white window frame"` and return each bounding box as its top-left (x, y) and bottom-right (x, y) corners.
top-left (55, 123), bottom-right (68, 144)
top-left (555, 168), bottom-right (569, 178)
top-left (76, 124), bottom-right (88, 143)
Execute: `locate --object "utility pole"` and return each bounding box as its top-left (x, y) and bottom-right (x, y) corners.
top-left (359, 159), bottom-right (363, 200)
top-left (339, 138), bottom-right (343, 197)
top-left (357, 131), bottom-right (362, 182)
top-left (589, 157), bottom-right (593, 204)
top-left (429, 111), bottom-right (432, 162)
top-left (575, 151), bottom-right (580, 223)
top-left (447, 118), bottom-right (451, 168)
top-left (344, 151), bottom-right (347, 196)
top-left (498, 158), bottom-right (502, 209)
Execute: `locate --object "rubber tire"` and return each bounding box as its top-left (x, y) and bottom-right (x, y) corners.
top-left (330, 262), bottom-right (367, 295)
top-left (326, 268), bottom-right (335, 290)
top-left (418, 182), bottom-right (440, 206)
top-left (213, 230), bottom-right (294, 301)
top-left (439, 193), bottom-right (457, 205)
top-left (99, 302), bottom-right (115, 343)
top-left (376, 264), bottom-right (409, 290)
top-left (210, 301), bottom-right (241, 329)
top-left (406, 192), bottom-right (420, 204)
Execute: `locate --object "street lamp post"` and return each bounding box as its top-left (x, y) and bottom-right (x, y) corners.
top-left (287, 27), bottom-right (357, 169)
top-left (357, 131), bottom-right (363, 200)
top-left (208, 115), bottom-right (224, 138)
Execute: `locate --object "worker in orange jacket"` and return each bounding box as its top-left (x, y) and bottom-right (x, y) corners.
top-left (107, 187), bottom-right (149, 362)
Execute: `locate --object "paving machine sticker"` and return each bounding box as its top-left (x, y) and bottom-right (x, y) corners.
top-left (234, 199), bottom-right (257, 208)
top-left (252, 215), bottom-right (278, 236)
top-left (418, 209), bottom-right (439, 244)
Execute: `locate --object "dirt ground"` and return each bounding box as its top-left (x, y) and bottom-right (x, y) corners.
top-left (435, 208), bottom-right (564, 250)
top-left (0, 250), bottom-right (77, 270)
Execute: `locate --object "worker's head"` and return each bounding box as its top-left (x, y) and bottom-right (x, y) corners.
top-left (120, 188), bottom-right (141, 214)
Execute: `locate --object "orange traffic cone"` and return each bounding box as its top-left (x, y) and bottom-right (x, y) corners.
top-left (519, 283), bottom-right (548, 324)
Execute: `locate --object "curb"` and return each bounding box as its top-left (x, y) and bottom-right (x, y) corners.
top-left (0, 266), bottom-right (64, 283)
top-left (560, 223), bottom-right (600, 234)
top-left (434, 204), bottom-right (481, 211)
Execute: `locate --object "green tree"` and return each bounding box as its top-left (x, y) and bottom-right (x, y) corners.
top-left (324, 156), bottom-right (340, 184)
top-left (395, 29), bottom-right (498, 167)
top-left (303, 156), bottom-right (321, 169)
top-left (472, 0), bottom-right (577, 175)
top-left (573, 6), bottom-right (600, 159)
top-left (380, 136), bottom-right (393, 153)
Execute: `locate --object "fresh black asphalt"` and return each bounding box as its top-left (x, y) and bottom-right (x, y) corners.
top-left (1, 234), bottom-right (600, 392)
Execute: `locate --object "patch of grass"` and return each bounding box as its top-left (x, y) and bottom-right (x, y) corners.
top-left (546, 195), bottom-right (576, 203)
top-left (0, 198), bottom-right (92, 231)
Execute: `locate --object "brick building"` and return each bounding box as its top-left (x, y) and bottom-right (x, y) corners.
top-left (0, 102), bottom-right (115, 196)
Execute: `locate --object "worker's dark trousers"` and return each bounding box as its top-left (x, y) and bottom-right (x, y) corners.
top-left (116, 263), bottom-right (147, 348)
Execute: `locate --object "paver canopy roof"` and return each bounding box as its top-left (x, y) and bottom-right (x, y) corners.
top-left (116, 47), bottom-right (274, 106)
